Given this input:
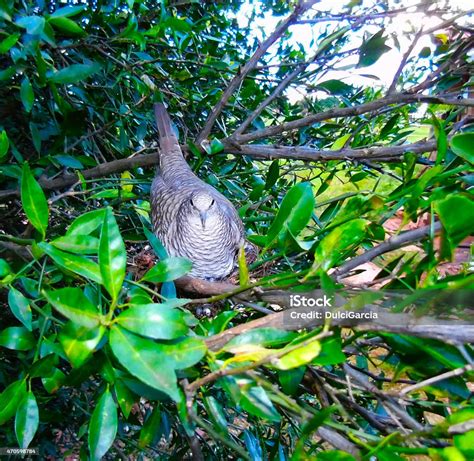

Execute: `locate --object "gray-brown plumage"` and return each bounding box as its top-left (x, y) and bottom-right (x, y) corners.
top-left (150, 103), bottom-right (247, 280)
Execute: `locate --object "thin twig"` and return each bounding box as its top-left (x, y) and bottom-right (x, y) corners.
top-left (196, 0), bottom-right (319, 144)
top-left (228, 94), bottom-right (474, 144)
top-left (399, 364), bottom-right (474, 396)
top-left (333, 221), bottom-right (442, 280)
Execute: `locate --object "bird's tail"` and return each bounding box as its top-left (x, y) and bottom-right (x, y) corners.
top-left (154, 103), bottom-right (175, 139)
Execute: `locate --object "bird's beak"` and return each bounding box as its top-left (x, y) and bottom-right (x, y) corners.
top-left (200, 211), bottom-right (207, 229)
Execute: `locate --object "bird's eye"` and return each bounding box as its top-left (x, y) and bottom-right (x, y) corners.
top-left (210, 199), bottom-right (215, 206)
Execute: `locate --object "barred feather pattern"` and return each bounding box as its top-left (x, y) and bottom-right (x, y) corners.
top-left (150, 104), bottom-right (245, 280)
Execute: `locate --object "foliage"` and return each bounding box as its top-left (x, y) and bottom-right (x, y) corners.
top-left (0, 0), bottom-right (473, 459)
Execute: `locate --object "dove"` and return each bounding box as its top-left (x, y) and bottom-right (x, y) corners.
top-left (150, 103), bottom-right (249, 280)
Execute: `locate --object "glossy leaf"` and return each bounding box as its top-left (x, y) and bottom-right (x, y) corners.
top-left (141, 256), bottom-right (192, 283)
top-left (0, 33), bottom-right (20, 53)
top-left (21, 163), bottom-right (49, 239)
top-left (59, 322), bottom-right (105, 367)
top-left (0, 130), bottom-right (9, 159)
top-left (138, 406), bottom-right (161, 448)
top-left (115, 301), bottom-right (189, 339)
top-left (358, 30), bottom-right (391, 67)
top-left (224, 328), bottom-right (297, 352)
top-left (44, 287), bottom-right (101, 328)
top-left (451, 133), bottom-right (474, 165)
top-left (67, 209), bottom-right (106, 236)
top-left (114, 380), bottom-right (135, 419)
top-left (88, 388), bottom-right (117, 461)
top-left (240, 385), bottom-right (280, 422)
top-left (38, 242), bottom-right (102, 283)
top-left (15, 391), bottom-right (39, 448)
top-left (48, 17), bottom-right (84, 35)
top-left (275, 341), bottom-right (321, 370)
top-left (15, 16), bottom-right (45, 35)
top-left (48, 63), bottom-right (101, 84)
top-left (0, 380), bottom-right (27, 425)
top-left (0, 327), bottom-right (35, 350)
top-left (20, 77), bottom-right (34, 112)
top-left (8, 287), bottom-right (32, 331)
top-left (51, 235), bottom-right (99, 254)
top-left (313, 219), bottom-right (368, 272)
top-left (109, 326), bottom-right (179, 401)
top-left (50, 5), bottom-right (86, 18)
top-left (99, 208), bottom-right (126, 302)
top-left (266, 182), bottom-right (315, 249)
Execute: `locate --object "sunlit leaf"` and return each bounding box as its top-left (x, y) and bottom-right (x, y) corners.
top-left (21, 163), bottom-right (49, 239)
top-left (99, 208), bottom-right (126, 302)
top-left (88, 388), bottom-right (117, 461)
top-left (44, 287), bottom-right (101, 328)
top-left (141, 257), bottom-right (192, 283)
top-left (15, 391), bottom-right (39, 448)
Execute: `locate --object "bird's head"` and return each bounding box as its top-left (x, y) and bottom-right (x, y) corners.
top-left (189, 191), bottom-right (216, 229)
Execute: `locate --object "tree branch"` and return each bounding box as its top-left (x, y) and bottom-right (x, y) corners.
top-left (227, 94), bottom-right (474, 144)
top-left (234, 25), bottom-right (351, 135)
top-left (223, 140), bottom-right (437, 162)
top-left (205, 306), bottom-right (474, 352)
top-left (0, 150), bottom-right (157, 202)
top-left (332, 221), bottom-right (442, 280)
top-left (196, 0), bottom-right (319, 144)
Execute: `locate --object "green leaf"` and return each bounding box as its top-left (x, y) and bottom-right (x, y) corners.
top-left (115, 301), bottom-right (189, 340)
top-left (141, 256), bottom-right (192, 283)
top-left (358, 29), bottom-right (391, 67)
top-left (0, 130), bottom-right (9, 160)
top-left (15, 391), bottom-right (39, 448)
top-left (0, 327), bottom-right (35, 351)
top-left (138, 406), bottom-right (161, 448)
top-left (67, 209), bottom-right (106, 236)
top-left (44, 287), bottom-right (101, 328)
top-left (109, 326), bottom-right (179, 401)
top-left (240, 385), bottom-right (280, 422)
top-left (275, 341), bottom-right (321, 370)
top-left (52, 235), bottom-right (99, 254)
top-left (114, 380), bottom-right (135, 419)
top-left (313, 219), bottom-right (368, 272)
top-left (278, 367), bottom-right (306, 395)
top-left (330, 133), bottom-right (351, 150)
top-left (20, 77), bottom-right (34, 112)
top-left (38, 242), bottom-right (102, 283)
top-left (50, 5), bottom-right (86, 18)
top-left (316, 79), bottom-right (354, 95)
top-left (48, 17), bottom-right (85, 35)
top-left (224, 328), bottom-right (297, 352)
top-left (238, 246), bottom-right (249, 287)
top-left (435, 195), bottom-right (474, 254)
top-left (59, 322), bottom-right (105, 367)
top-left (15, 16), bottom-right (45, 35)
top-left (48, 63), bottom-right (101, 84)
top-left (162, 337), bottom-right (207, 370)
top-left (0, 380), bottom-right (27, 425)
top-left (264, 160), bottom-right (280, 189)
top-left (0, 259), bottom-right (12, 278)
top-left (29, 354), bottom-right (58, 378)
top-left (88, 388), bottom-right (117, 461)
top-left (0, 33), bottom-right (20, 54)
top-left (21, 163), bottom-right (49, 239)
top-left (313, 337), bottom-right (346, 366)
top-left (266, 182), bottom-right (315, 249)
top-left (99, 208), bottom-right (126, 302)
top-left (451, 133), bottom-right (474, 165)
top-left (8, 287), bottom-right (32, 331)
top-left (42, 368), bottom-right (65, 394)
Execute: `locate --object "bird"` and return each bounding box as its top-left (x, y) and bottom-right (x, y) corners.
top-left (150, 103), bottom-right (250, 280)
